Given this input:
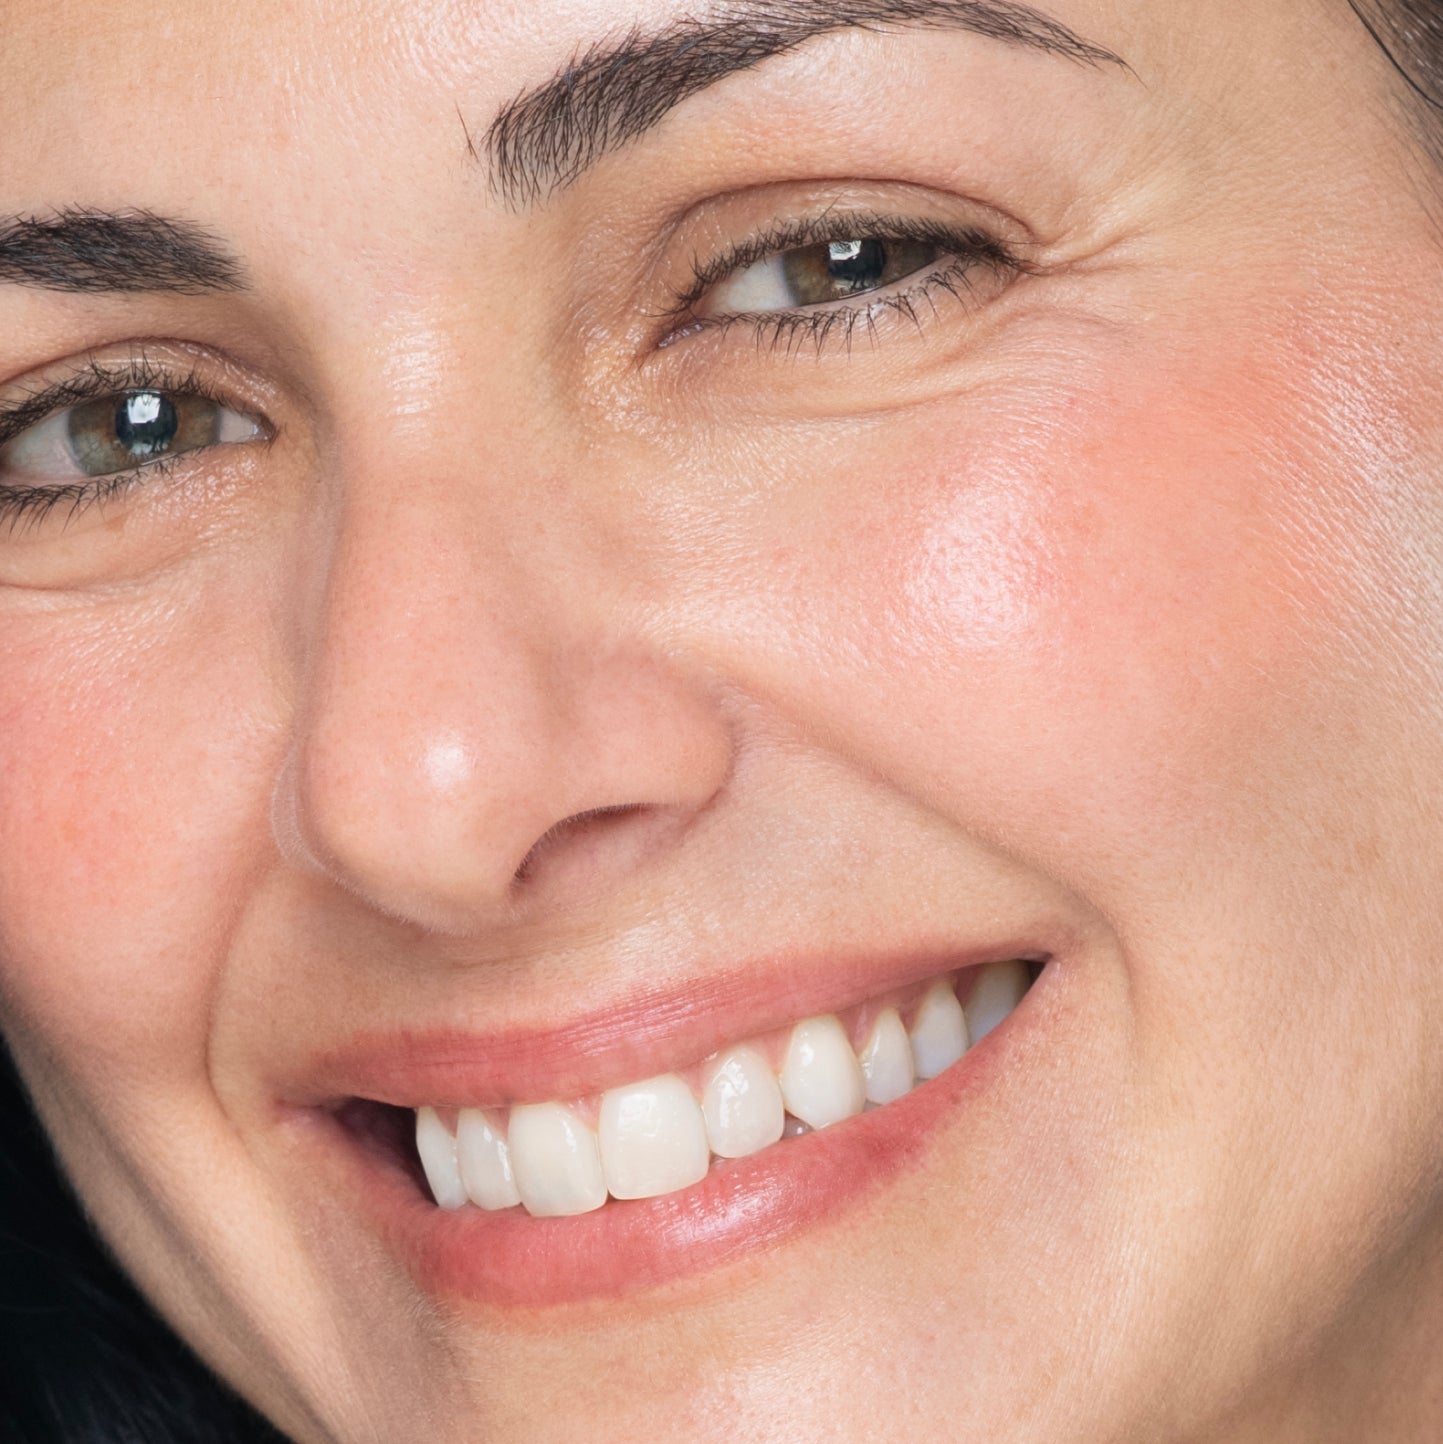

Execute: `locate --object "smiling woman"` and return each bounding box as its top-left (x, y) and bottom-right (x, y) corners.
top-left (3, 0), bottom-right (1443, 1441)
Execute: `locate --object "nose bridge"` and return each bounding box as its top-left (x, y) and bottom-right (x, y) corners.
top-left (281, 422), bottom-right (731, 932)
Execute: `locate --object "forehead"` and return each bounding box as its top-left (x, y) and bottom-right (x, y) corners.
top-left (0, 0), bottom-right (1351, 197)
top-left (0, 0), bottom-right (1402, 357)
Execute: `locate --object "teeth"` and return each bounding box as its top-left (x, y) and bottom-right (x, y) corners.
top-left (456, 1108), bottom-right (521, 1211)
top-left (599, 1074), bottom-right (711, 1200)
top-left (415, 1106), bottom-right (467, 1210)
top-left (964, 959), bottom-right (1031, 1042)
top-left (909, 978), bottom-right (970, 1080)
top-left (412, 962), bottom-right (1034, 1213)
top-left (507, 1103), bottom-right (607, 1217)
top-left (701, 1045), bottom-right (785, 1159)
top-left (857, 1008), bottom-right (916, 1105)
top-left (778, 1015), bottom-right (866, 1130)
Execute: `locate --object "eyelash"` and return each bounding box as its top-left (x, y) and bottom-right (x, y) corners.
top-left (0, 216), bottom-right (1020, 530)
top-left (664, 213), bottom-right (1028, 354)
top-left (0, 355), bottom-right (235, 530)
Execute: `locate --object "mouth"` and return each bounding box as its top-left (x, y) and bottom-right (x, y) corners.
top-left (410, 958), bottom-right (1034, 1216)
top-left (291, 949), bottom-right (1047, 1309)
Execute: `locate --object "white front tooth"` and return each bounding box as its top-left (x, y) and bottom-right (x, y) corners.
top-left (415, 1106), bottom-right (467, 1210)
top-left (599, 1074), bottom-right (710, 1200)
top-left (507, 1103), bottom-right (607, 1217)
top-left (858, 1008), bottom-right (916, 1105)
top-left (778, 1015), bottom-right (865, 1130)
top-left (702, 1045), bottom-right (785, 1158)
top-left (457, 1108), bottom-right (521, 1210)
top-left (910, 979), bottom-right (970, 1080)
top-left (964, 960), bottom-right (1030, 1043)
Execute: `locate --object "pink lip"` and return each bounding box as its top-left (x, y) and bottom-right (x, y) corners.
top-left (280, 941), bottom-right (1054, 1310)
top-left (288, 940), bottom-right (1051, 1109)
top-left (343, 1047), bottom-right (1008, 1307)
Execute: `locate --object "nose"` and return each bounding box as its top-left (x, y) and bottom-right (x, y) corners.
top-left (278, 473), bottom-right (732, 934)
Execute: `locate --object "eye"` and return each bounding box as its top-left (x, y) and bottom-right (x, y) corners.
top-left (0, 388), bottom-right (262, 484)
top-left (700, 236), bottom-right (943, 316)
top-left (664, 213), bottom-right (1027, 356)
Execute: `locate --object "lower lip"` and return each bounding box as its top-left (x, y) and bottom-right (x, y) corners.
top-left (312, 974), bottom-right (1043, 1310)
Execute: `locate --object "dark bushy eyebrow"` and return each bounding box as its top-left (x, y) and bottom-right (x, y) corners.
top-left (485, 0), bottom-right (1126, 206)
top-left (0, 209), bottom-right (246, 295)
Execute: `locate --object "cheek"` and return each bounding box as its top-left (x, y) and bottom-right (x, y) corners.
top-left (737, 316), bottom-right (1426, 870)
top-left (0, 584), bottom-right (280, 1089)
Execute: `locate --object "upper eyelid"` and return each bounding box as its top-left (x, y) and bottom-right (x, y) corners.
top-left (0, 371), bottom-right (128, 447)
top-left (0, 357), bottom-right (261, 451)
top-left (0, 362), bottom-right (184, 445)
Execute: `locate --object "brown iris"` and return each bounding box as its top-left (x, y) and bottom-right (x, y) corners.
top-left (64, 391), bottom-right (224, 477)
top-left (778, 237), bottom-right (940, 306)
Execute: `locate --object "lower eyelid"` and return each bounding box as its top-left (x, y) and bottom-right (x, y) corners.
top-left (679, 252), bottom-right (1010, 356)
top-left (0, 472), bottom-right (143, 536)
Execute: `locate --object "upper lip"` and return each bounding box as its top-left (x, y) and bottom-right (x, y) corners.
top-left (279, 932), bottom-right (1060, 1111)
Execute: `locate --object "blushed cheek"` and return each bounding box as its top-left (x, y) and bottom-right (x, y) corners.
top-left (774, 315), bottom-right (1428, 854)
top-left (899, 462), bottom-right (1059, 651)
top-left (0, 596), bottom-right (281, 1089)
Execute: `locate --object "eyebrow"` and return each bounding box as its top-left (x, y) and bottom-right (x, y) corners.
top-left (0, 209), bottom-right (246, 295)
top-left (485, 0), bottom-right (1126, 206)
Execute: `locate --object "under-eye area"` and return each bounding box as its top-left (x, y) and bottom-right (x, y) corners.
top-left (332, 960), bottom-right (1038, 1219)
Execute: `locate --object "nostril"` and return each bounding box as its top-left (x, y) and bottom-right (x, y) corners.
top-left (283, 631), bottom-right (732, 925)
top-left (513, 804), bottom-right (647, 884)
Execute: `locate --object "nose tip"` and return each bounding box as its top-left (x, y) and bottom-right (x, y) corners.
top-left (419, 735), bottom-right (474, 794)
top-left (278, 647), bottom-right (733, 934)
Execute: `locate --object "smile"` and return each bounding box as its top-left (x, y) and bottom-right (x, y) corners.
top-left (292, 943), bottom-right (1052, 1307)
top-left (413, 960), bottom-right (1034, 1217)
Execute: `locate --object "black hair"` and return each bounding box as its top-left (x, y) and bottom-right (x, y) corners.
top-left (1352, 0), bottom-right (1443, 161)
top-left (1, 5), bottom-right (1441, 1442)
top-left (0, 1040), bottom-right (287, 1443)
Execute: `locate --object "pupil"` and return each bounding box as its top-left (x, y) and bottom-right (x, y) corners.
top-left (826, 238), bottom-right (887, 290)
top-left (114, 391), bottom-right (179, 457)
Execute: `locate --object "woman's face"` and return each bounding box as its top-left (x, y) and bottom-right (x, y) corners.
top-left (3, 0), bottom-right (1443, 1439)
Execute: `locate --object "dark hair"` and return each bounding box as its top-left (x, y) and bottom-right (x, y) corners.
top-left (1352, 0), bottom-right (1443, 159)
top-left (1, 5), bottom-right (1441, 1441)
top-left (0, 1041), bottom-right (287, 1443)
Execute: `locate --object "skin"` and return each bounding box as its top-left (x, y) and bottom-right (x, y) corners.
top-left (1, 0), bottom-right (1443, 1438)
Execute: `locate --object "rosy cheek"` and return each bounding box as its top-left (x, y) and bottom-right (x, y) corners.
top-left (0, 595), bottom-right (278, 1085)
top-left (1046, 321), bottom-right (1422, 732)
top-left (746, 314), bottom-right (1411, 859)
top-left (898, 463), bottom-right (1060, 653)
